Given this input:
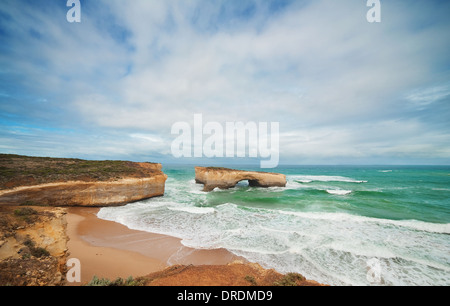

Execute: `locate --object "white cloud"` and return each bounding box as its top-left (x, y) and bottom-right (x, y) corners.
top-left (1, 0), bottom-right (450, 163)
top-left (279, 119), bottom-right (450, 163)
top-left (405, 84), bottom-right (450, 109)
top-left (70, 1), bottom-right (446, 128)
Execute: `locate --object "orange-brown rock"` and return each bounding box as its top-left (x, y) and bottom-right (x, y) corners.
top-left (195, 167), bottom-right (286, 192)
top-left (144, 261), bottom-right (325, 286)
top-left (0, 176), bottom-right (167, 207)
top-left (0, 155), bottom-right (167, 207)
top-left (0, 206), bottom-right (69, 286)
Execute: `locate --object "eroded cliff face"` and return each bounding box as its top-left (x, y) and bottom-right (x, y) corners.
top-left (195, 167), bottom-right (286, 192)
top-left (0, 206), bottom-right (69, 286)
top-left (0, 155), bottom-right (167, 207)
top-left (0, 176), bottom-right (167, 207)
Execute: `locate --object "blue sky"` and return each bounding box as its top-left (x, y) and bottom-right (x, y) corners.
top-left (1, 0), bottom-right (450, 165)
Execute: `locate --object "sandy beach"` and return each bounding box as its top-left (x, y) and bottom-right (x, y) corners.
top-left (66, 207), bottom-right (242, 285)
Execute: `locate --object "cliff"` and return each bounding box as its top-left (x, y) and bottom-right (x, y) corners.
top-left (0, 206), bottom-right (68, 286)
top-left (143, 262), bottom-right (325, 286)
top-left (195, 167), bottom-right (286, 192)
top-left (0, 154), bottom-right (167, 207)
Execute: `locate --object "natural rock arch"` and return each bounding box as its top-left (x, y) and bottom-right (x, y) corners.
top-left (195, 167), bottom-right (286, 192)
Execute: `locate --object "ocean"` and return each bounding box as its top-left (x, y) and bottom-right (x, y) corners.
top-left (97, 165), bottom-right (450, 286)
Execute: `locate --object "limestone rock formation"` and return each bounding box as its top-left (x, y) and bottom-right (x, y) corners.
top-left (0, 155), bottom-right (167, 207)
top-left (0, 176), bottom-right (167, 207)
top-left (195, 167), bottom-right (286, 192)
top-left (0, 206), bottom-right (69, 286)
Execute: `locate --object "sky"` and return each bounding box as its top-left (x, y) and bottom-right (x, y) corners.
top-left (0, 0), bottom-right (450, 166)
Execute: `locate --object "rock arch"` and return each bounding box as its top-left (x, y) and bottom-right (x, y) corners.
top-left (195, 167), bottom-right (286, 192)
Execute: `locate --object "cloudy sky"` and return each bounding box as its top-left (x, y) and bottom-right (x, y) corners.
top-left (1, 0), bottom-right (449, 165)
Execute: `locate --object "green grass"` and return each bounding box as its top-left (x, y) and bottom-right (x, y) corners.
top-left (85, 275), bottom-right (146, 286)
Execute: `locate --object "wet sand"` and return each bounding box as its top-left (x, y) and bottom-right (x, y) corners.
top-left (66, 207), bottom-right (242, 285)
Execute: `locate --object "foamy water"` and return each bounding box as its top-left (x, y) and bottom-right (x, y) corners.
top-left (326, 190), bottom-right (353, 195)
top-left (98, 165), bottom-right (450, 286)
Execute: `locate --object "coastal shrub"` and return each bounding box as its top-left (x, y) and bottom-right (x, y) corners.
top-left (23, 238), bottom-right (34, 248)
top-left (86, 275), bottom-right (146, 286)
top-left (273, 273), bottom-right (305, 286)
top-left (0, 215), bottom-right (7, 227)
top-left (14, 207), bottom-right (38, 224)
top-left (0, 154), bottom-right (141, 190)
top-left (244, 275), bottom-right (258, 286)
top-left (0, 166), bottom-right (16, 177)
top-left (86, 276), bottom-right (112, 286)
top-left (31, 247), bottom-right (50, 258)
top-left (22, 238), bottom-right (50, 258)
top-left (14, 207), bottom-right (37, 216)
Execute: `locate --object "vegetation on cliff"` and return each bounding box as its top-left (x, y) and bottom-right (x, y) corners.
top-left (0, 206), bottom-right (68, 286)
top-left (0, 154), bottom-right (161, 191)
top-left (84, 264), bottom-right (324, 287)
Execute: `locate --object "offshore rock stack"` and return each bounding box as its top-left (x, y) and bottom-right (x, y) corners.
top-left (195, 167), bottom-right (286, 192)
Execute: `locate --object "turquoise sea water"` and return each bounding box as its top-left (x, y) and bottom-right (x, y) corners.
top-left (98, 165), bottom-right (450, 286)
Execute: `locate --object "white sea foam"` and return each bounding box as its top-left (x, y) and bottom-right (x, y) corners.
top-left (432, 188), bottom-right (450, 191)
top-left (326, 190), bottom-right (352, 195)
top-left (97, 194), bottom-right (450, 286)
top-left (289, 175), bottom-right (367, 183)
top-left (277, 210), bottom-right (450, 234)
top-left (167, 206), bottom-right (215, 214)
top-left (188, 179), bottom-right (207, 193)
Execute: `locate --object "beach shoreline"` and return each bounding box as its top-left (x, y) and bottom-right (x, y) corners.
top-left (66, 207), bottom-right (244, 285)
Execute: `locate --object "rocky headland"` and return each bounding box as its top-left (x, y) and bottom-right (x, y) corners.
top-left (0, 155), bottom-right (324, 286)
top-left (195, 167), bottom-right (287, 192)
top-left (0, 154), bottom-right (167, 207)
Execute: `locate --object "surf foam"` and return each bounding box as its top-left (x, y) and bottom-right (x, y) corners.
top-left (289, 175), bottom-right (367, 183)
top-left (326, 190), bottom-right (352, 195)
